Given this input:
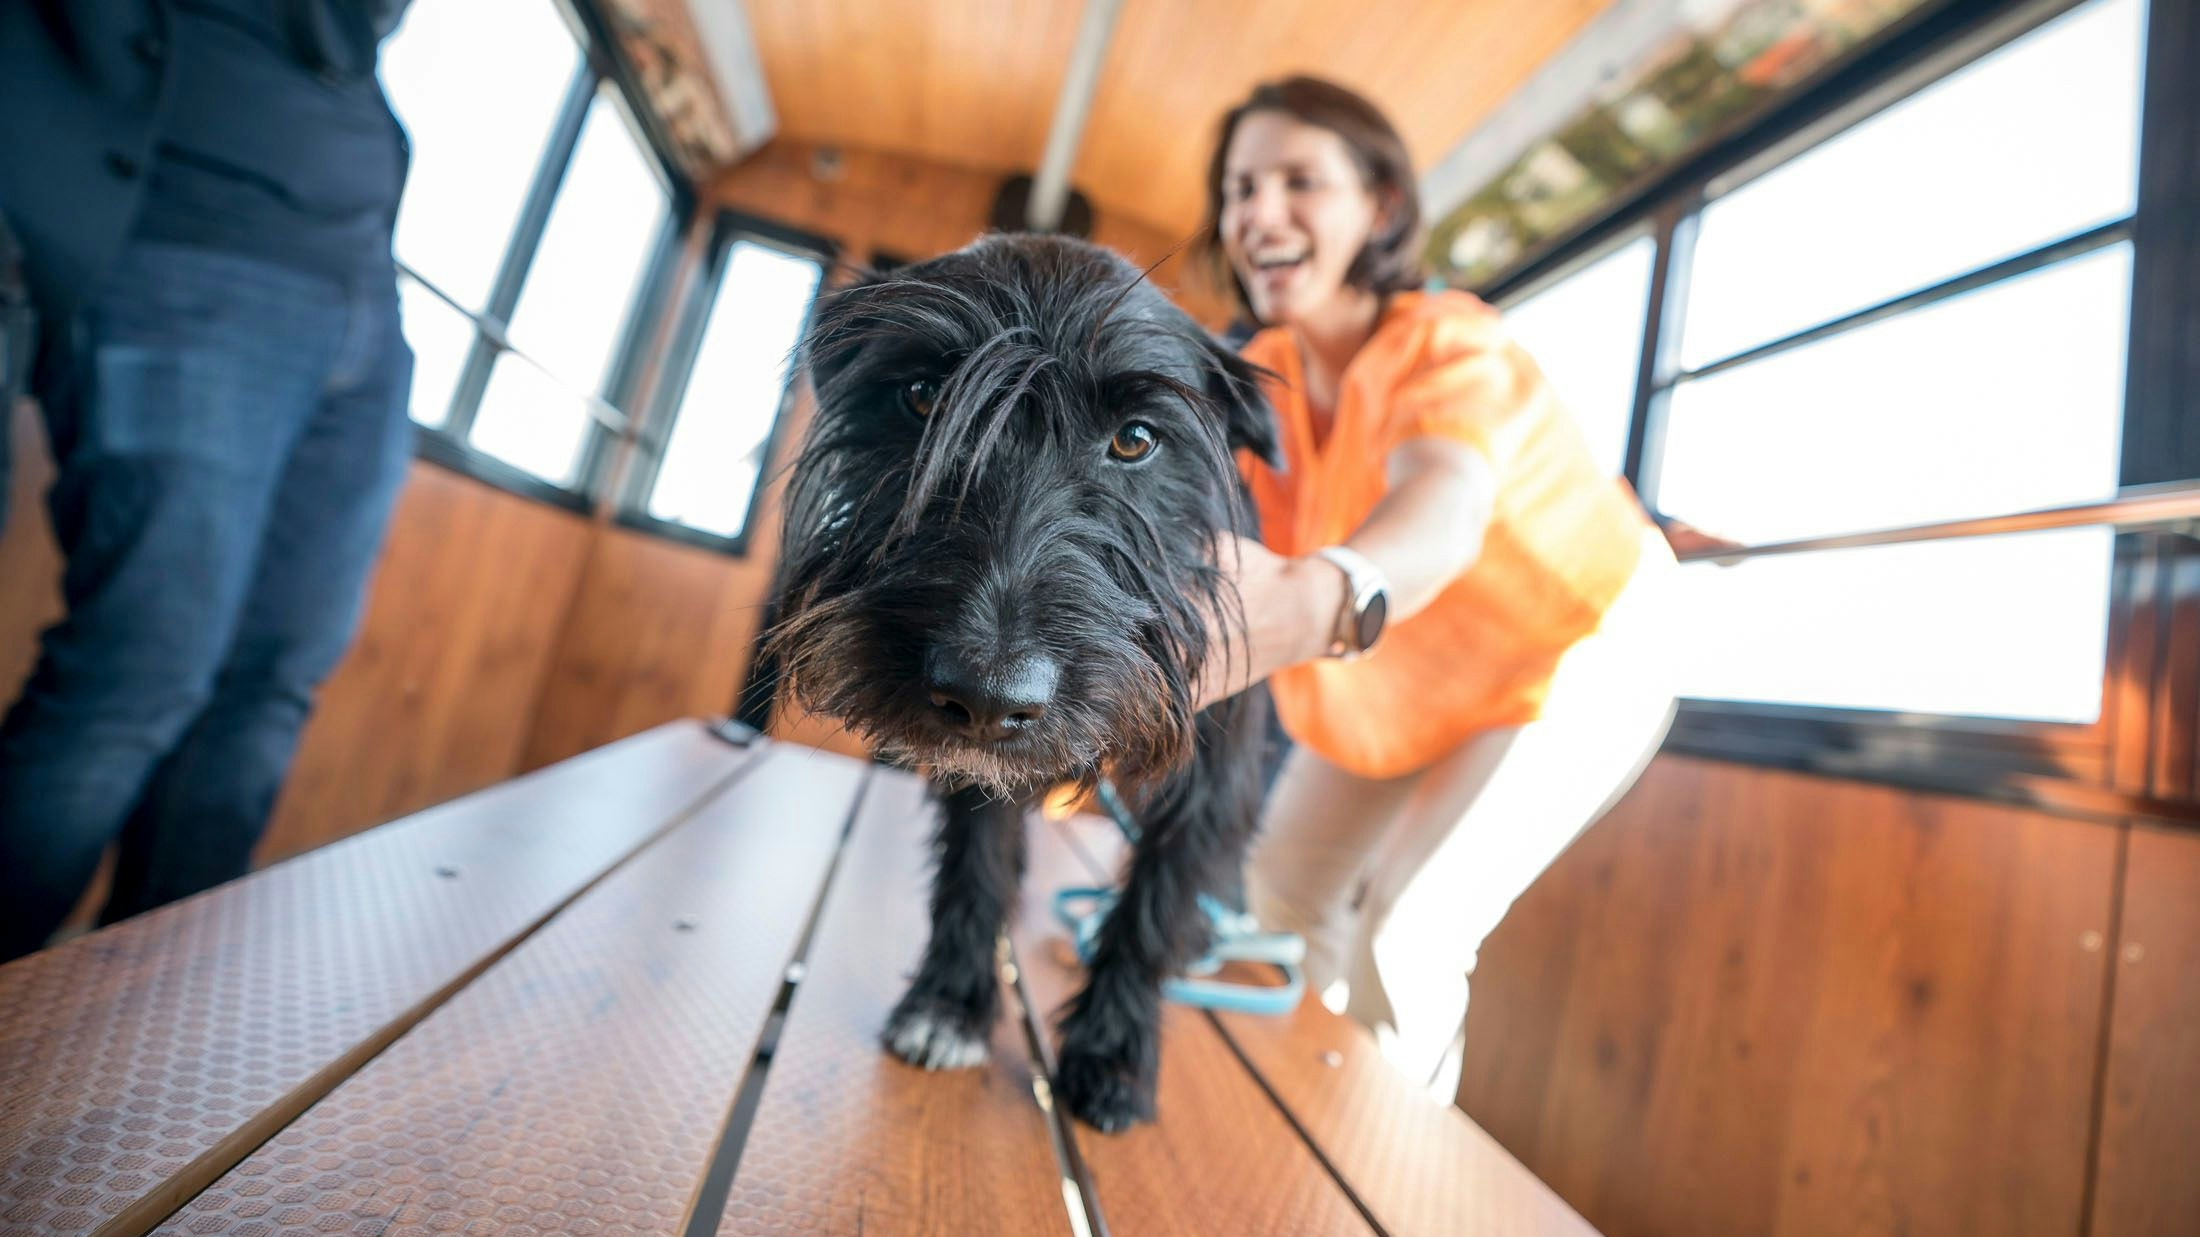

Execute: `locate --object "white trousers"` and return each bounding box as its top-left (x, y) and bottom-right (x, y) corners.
top-left (1246, 531), bottom-right (1677, 1096)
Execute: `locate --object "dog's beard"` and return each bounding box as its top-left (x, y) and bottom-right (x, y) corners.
top-left (767, 593), bottom-right (1188, 797)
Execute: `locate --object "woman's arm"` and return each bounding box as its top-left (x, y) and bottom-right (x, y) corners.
top-left (1200, 436), bottom-right (1496, 709)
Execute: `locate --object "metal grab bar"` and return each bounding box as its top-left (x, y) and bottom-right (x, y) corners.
top-left (396, 260), bottom-right (632, 437)
top-left (1671, 478), bottom-right (2200, 563)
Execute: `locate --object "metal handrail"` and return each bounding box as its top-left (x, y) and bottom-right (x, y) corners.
top-left (1672, 478), bottom-right (2200, 563)
top-left (396, 260), bottom-right (631, 437)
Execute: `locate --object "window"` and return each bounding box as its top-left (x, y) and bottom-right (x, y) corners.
top-left (1659, 248), bottom-right (2132, 545)
top-left (1643, 0), bottom-right (2144, 723)
top-left (468, 88), bottom-right (671, 485)
top-left (637, 233), bottom-right (827, 543)
top-left (1681, 0), bottom-right (2145, 367)
top-left (379, 0), bottom-right (681, 493)
top-left (382, 0), bottom-right (581, 317)
top-left (394, 279), bottom-right (475, 430)
top-left (1497, 234), bottom-right (1655, 477)
top-left (468, 357), bottom-right (607, 485)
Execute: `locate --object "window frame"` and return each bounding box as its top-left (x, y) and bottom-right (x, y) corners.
top-left (1462, 0), bottom-right (2193, 813)
top-left (397, 0), bottom-right (699, 505)
top-left (611, 209), bottom-right (840, 557)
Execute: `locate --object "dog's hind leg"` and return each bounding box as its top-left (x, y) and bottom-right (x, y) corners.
top-left (883, 782), bottom-right (1027, 1070)
top-left (1054, 692), bottom-right (1272, 1132)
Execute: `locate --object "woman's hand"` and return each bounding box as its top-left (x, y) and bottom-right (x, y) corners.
top-left (1195, 437), bottom-right (1497, 712)
top-left (1656, 516), bottom-right (1748, 565)
top-left (1196, 534), bottom-right (1344, 711)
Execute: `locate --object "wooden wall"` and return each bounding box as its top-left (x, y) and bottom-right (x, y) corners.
top-left (1, 401), bottom-right (62, 702)
top-left (2089, 824), bottom-right (2200, 1237)
top-left (709, 139), bottom-right (1238, 327)
top-left (1458, 753), bottom-right (2199, 1237)
top-left (255, 462), bottom-right (594, 861)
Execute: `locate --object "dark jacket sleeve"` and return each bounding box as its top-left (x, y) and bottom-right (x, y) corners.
top-left (0, 0), bottom-right (175, 328)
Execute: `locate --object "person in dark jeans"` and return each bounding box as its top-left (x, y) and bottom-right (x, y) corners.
top-left (0, 0), bottom-right (416, 961)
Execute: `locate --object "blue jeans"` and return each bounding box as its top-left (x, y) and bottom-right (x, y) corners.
top-left (0, 241), bottom-right (413, 960)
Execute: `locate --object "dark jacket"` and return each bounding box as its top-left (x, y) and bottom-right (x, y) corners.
top-left (0, 0), bottom-right (410, 330)
top-left (0, 0), bottom-right (174, 328)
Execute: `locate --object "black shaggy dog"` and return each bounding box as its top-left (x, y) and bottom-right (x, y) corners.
top-left (764, 233), bottom-right (1281, 1132)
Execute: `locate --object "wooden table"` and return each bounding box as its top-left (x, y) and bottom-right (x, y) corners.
top-left (0, 720), bottom-right (1598, 1236)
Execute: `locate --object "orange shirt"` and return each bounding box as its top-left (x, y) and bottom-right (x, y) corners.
top-left (1239, 290), bottom-right (1661, 778)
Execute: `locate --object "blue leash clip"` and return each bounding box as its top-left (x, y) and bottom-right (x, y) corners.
top-left (1049, 781), bottom-right (1308, 1017)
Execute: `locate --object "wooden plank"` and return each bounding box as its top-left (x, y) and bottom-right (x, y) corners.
top-left (0, 720), bottom-right (753, 1237)
top-left (722, 770), bottom-right (1072, 1235)
top-left (1459, 755), bottom-right (2118, 1237)
top-left (2089, 825), bottom-right (2200, 1237)
top-left (1017, 814), bottom-right (1374, 1236)
top-left (1213, 1003), bottom-right (1598, 1235)
top-left (155, 742), bottom-right (869, 1237)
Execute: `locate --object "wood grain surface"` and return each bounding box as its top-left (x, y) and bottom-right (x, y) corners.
top-left (2088, 824), bottom-right (2200, 1237)
top-left (1214, 998), bottom-right (1596, 1235)
top-left (0, 721), bottom-right (754, 1237)
top-left (151, 741), bottom-right (865, 1237)
top-left (722, 769), bottom-right (1072, 1235)
top-left (1459, 755), bottom-right (2118, 1237)
top-left (1018, 814), bottom-right (1375, 1236)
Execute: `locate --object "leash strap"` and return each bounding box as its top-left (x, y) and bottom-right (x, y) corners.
top-left (1050, 780), bottom-right (1308, 1017)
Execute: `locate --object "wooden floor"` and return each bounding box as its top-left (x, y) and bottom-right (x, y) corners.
top-left (0, 721), bottom-right (1595, 1237)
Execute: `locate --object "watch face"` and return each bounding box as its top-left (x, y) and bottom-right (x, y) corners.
top-left (1355, 591), bottom-right (1388, 651)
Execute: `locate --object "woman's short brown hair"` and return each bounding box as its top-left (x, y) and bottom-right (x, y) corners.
top-left (1200, 76), bottom-right (1424, 320)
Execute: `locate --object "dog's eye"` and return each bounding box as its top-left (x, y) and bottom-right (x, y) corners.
top-left (1108, 422), bottom-right (1159, 464)
top-left (900, 379), bottom-right (939, 420)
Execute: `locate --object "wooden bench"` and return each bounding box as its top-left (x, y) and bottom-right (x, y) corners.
top-left (0, 720), bottom-right (1599, 1236)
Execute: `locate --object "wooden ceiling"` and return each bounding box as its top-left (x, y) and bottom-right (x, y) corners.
top-left (742, 1), bottom-right (1087, 183)
top-left (733, 0), bottom-right (1618, 238)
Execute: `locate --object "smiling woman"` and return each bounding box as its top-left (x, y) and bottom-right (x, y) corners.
top-left (1197, 76), bottom-right (1685, 1095)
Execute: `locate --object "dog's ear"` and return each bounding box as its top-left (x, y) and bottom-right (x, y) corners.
top-left (1201, 336), bottom-right (1284, 469)
top-left (801, 267), bottom-right (895, 394)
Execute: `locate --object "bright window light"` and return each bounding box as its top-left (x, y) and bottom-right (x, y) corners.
top-left (1659, 245), bottom-right (2131, 542)
top-left (469, 88), bottom-right (669, 482)
top-left (469, 357), bottom-right (598, 486)
top-left (1660, 244), bottom-right (2131, 721)
top-left (1672, 529), bottom-right (2113, 722)
top-left (380, 0), bottom-right (580, 311)
top-left (1682, 0), bottom-right (2144, 366)
top-left (646, 242), bottom-right (825, 539)
top-left (397, 277), bottom-right (473, 428)
top-left (1499, 234), bottom-right (1656, 477)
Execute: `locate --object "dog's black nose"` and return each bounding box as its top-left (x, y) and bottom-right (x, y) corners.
top-left (925, 652), bottom-right (1058, 743)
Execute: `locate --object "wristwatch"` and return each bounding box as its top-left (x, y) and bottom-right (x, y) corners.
top-left (1311, 546), bottom-right (1390, 660)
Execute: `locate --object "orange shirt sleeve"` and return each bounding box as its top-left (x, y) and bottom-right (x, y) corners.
top-left (1381, 309), bottom-right (1550, 475)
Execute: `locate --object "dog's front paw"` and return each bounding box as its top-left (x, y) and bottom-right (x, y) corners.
top-left (882, 995), bottom-right (991, 1070)
top-left (1053, 1042), bottom-right (1155, 1133)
